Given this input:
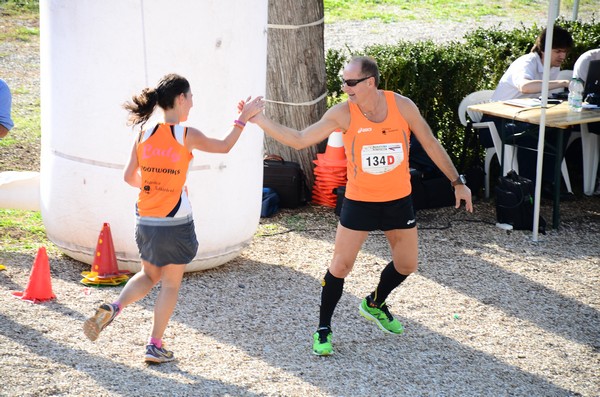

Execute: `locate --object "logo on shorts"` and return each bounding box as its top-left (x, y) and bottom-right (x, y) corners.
top-left (406, 219), bottom-right (416, 225)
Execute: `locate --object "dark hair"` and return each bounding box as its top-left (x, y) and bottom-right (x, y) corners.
top-left (350, 56), bottom-right (380, 87)
top-left (531, 26), bottom-right (573, 56)
top-left (123, 73), bottom-right (190, 127)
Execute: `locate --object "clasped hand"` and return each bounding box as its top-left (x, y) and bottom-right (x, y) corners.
top-left (238, 96), bottom-right (265, 122)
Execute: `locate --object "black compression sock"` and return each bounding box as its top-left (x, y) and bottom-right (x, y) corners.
top-left (318, 270), bottom-right (344, 328)
top-left (370, 261), bottom-right (409, 304)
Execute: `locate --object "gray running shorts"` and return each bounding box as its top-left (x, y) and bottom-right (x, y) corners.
top-left (135, 215), bottom-right (199, 267)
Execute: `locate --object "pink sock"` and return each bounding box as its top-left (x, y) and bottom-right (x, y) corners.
top-left (149, 337), bottom-right (162, 348)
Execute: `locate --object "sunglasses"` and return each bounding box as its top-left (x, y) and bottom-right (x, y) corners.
top-left (342, 76), bottom-right (372, 87)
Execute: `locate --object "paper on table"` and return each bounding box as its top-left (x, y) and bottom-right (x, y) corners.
top-left (503, 98), bottom-right (543, 107)
top-left (582, 103), bottom-right (600, 109)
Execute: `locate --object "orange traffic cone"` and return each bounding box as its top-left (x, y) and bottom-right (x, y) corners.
top-left (12, 246), bottom-right (56, 303)
top-left (93, 222), bottom-right (119, 277)
top-left (81, 223), bottom-right (130, 286)
top-left (311, 130), bottom-right (347, 208)
top-left (321, 130), bottom-right (346, 163)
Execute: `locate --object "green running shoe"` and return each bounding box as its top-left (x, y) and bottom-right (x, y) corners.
top-left (359, 296), bottom-right (404, 334)
top-left (312, 326), bottom-right (333, 356)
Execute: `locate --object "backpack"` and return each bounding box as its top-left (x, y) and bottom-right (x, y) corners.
top-left (495, 171), bottom-right (546, 234)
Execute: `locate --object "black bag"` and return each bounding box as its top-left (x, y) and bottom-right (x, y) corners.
top-left (409, 137), bottom-right (455, 210)
top-left (263, 154), bottom-right (308, 208)
top-left (410, 168), bottom-right (455, 210)
top-left (261, 187), bottom-right (280, 217)
top-left (495, 171), bottom-right (546, 233)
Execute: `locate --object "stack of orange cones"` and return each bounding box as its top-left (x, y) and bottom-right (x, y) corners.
top-left (311, 130), bottom-right (347, 207)
top-left (12, 246), bottom-right (56, 303)
top-left (81, 223), bottom-right (130, 286)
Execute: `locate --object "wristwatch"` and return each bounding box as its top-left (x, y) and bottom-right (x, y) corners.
top-left (451, 174), bottom-right (467, 187)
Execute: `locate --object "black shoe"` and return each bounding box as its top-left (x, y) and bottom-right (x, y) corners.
top-left (541, 183), bottom-right (573, 201)
top-left (145, 343), bottom-right (175, 364)
top-left (561, 192), bottom-right (575, 201)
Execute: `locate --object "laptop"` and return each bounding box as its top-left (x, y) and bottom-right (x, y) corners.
top-left (583, 59), bottom-right (600, 97)
top-left (550, 60), bottom-right (600, 101)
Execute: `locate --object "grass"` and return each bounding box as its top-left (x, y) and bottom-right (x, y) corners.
top-left (324, 0), bottom-right (598, 23)
top-left (0, 97), bottom-right (40, 149)
top-left (0, 97), bottom-right (40, 147)
top-left (0, 119), bottom-right (41, 147)
top-left (0, 0), bottom-right (38, 14)
top-left (0, 0), bottom-right (39, 40)
top-left (0, 26), bottom-right (37, 42)
top-left (256, 211), bottom-right (336, 236)
top-left (11, 25), bottom-right (38, 41)
top-left (0, 209), bottom-right (46, 252)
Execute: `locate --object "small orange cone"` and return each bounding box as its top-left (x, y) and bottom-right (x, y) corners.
top-left (81, 223), bottom-right (130, 286)
top-left (12, 246), bottom-right (56, 303)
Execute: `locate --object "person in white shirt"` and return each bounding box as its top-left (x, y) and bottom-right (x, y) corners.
top-left (491, 26), bottom-right (572, 101)
top-left (485, 26), bottom-right (574, 196)
top-left (573, 48), bottom-right (600, 84)
top-left (573, 48), bottom-right (600, 194)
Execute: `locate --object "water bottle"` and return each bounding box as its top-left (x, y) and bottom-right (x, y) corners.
top-left (568, 77), bottom-right (584, 112)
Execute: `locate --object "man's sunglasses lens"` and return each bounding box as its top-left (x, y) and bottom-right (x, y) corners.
top-left (342, 76), bottom-right (371, 87)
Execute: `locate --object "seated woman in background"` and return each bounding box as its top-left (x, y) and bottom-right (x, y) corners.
top-left (483, 26), bottom-right (574, 197)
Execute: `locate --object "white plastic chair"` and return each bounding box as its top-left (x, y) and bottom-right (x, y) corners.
top-left (580, 123), bottom-right (600, 195)
top-left (558, 69), bottom-right (599, 195)
top-left (458, 90), bottom-right (519, 198)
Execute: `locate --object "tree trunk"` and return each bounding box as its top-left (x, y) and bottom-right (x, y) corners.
top-left (266, 0), bottom-right (327, 189)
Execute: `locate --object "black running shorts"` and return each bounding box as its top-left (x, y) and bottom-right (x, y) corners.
top-left (339, 195), bottom-right (416, 231)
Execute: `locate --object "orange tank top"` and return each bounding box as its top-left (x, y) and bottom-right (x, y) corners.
top-left (136, 123), bottom-right (193, 217)
top-left (343, 90), bottom-right (412, 202)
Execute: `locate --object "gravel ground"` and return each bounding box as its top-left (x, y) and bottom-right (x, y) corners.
top-left (1, 201), bottom-right (599, 396)
top-left (1, 13), bottom-right (600, 397)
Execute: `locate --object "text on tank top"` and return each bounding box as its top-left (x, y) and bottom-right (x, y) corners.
top-left (343, 90), bottom-right (412, 202)
top-left (136, 123), bottom-right (193, 217)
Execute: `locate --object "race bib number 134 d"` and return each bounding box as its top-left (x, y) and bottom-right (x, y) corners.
top-left (361, 143), bottom-right (404, 175)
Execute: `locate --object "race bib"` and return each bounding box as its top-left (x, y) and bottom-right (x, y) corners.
top-left (361, 143), bottom-right (404, 175)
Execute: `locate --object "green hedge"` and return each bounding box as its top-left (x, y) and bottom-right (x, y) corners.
top-left (325, 18), bottom-right (600, 168)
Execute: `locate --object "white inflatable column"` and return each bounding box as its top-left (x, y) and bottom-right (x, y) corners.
top-left (40, 0), bottom-right (268, 272)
